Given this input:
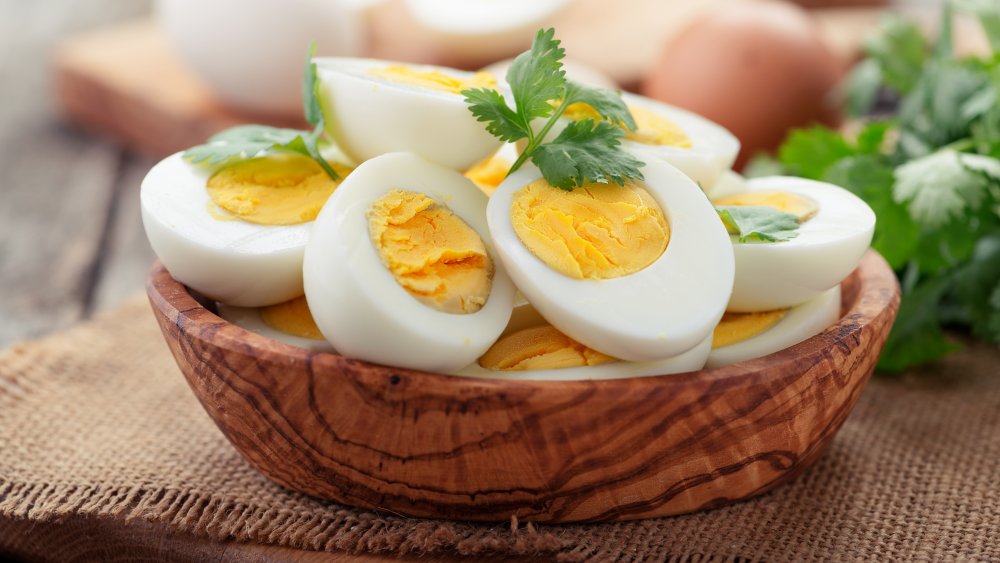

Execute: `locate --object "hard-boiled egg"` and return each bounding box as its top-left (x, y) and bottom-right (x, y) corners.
top-left (216, 296), bottom-right (335, 352)
top-left (706, 285), bottom-right (841, 368)
top-left (315, 58), bottom-right (504, 170)
top-left (303, 152), bottom-right (516, 373)
top-left (463, 142), bottom-right (520, 197)
top-left (487, 156), bottom-right (734, 362)
top-left (455, 324), bottom-right (711, 381)
top-left (141, 152), bottom-right (351, 306)
top-left (714, 176), bottom-right (874, 312)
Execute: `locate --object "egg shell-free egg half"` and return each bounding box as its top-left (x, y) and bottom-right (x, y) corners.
top-left (140, 153), bottom-right (313, 307)
top-left (723, 176), bottom-right (875, 312)
top-left (314, 57), bottom-right (503, 170)
top-left (707, 285), bottom-right (841, 368)
top-left (303, 152), bottom-right (516, 373)
top-left (216, 303), bottom-right (336, 353)
top-left (487, 156), bottom-right (735, 362)
top-left (454, 334), bottom-right (711, 381)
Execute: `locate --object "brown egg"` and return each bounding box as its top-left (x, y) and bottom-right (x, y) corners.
top-left (641, 1), bottom-right (842, 168)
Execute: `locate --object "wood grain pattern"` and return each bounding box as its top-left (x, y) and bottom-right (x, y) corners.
top-left (146, 251), bottom-right (899, 523)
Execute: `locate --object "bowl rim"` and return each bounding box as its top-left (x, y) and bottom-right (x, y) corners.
top-left (146, 250), bottom-right (900, 395)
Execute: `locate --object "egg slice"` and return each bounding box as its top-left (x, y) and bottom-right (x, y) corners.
top-left (141, 152), bottom-right (351, 306)
top-left (303, 152), bottom-right (516, 373)
top-left (314, 57), bottom-right (504, 170)
top-left (455, 325), bottom-right (711, 381)
top-left (714, 176), bottom-right (875, 312)
top-left (487, 156), bottom-right (734, 362)
top-left (706, 286), bottom-right (841, 368)
top-left (536, 91), bottom-right (740, 191)
top-left (217, 296), bottom-right (335, 352)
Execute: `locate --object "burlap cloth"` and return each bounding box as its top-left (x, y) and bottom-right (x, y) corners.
top-left (1, 297), bottom-right (998, 562)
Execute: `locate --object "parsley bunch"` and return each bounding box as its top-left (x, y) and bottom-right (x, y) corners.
top-left (183, 43), bottom-right (340, 181)
top-left (755, 1), bottom-right (1000, 371)
top-left (462, 28), bottom-right (645, 190)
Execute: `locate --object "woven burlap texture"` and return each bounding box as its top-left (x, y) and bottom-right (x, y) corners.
top-left (0, 297), bottom-right (998, 562)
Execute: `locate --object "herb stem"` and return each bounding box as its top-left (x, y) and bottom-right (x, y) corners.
top-left (507, 97), bottom-right (573, 176)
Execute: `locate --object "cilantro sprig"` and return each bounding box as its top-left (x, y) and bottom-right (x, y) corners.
top-left (716, 206), bottom-right (800, 243)
top-left (183, 42), bottom-right (340, 181)
top-left (755, 0), bottom-right (1000, 372)
top-left (462, 28), bottom-right (644, 190)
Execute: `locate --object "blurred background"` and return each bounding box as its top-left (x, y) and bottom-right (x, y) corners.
top-left (0, 0), bottom-right (989, 348)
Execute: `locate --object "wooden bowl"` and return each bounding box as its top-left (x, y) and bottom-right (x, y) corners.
top-left (146, 250), bottom-right (899, 523)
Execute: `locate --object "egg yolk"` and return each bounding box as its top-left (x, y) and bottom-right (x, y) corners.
top-left (562, 103), bottom-right (692, 148)
top-left (712, 309), bottom-right (789, 349)
top-left (713, 191), bottom-right (819, 223)
top-left (259, 296), bottom-right (325, 340)
top-left (206, 154), bottom-right (352, 226)
top-left (510, 180), bottom-right (669, 279)
top-left (464, 152), bottom-right (511, 196)
top-left (479, 324), bottom-right (616, 371)
top-left (368, 65), bottom-right (497, 95)
top-left (368, 189), bottom-right (494, 314)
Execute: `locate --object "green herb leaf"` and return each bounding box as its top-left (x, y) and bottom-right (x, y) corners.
top-left (864, 14), bottom-right (928, 95)
top-left (463, 87), bottom-right (529, 142)
top-left (506, 28), bottom-right (566, 121)
top-left (562, 80), bottom-right (636, 130)
top-left (844, 58), bottom-right (883, 117)
top-left (532, 119), bottom-right (644, 190)
top-left (878, 274), bottom-right (961, 372)
top-left (893, 149), bottom-right (997, 227)
top-left (184, 125), bottom-right (311, 165)
top-left (716, 206), bottom-right (800, 243)
top-left (778, 126), bottom-right (855, 180)
top-left (954, 235), bottom-right (1000, 341)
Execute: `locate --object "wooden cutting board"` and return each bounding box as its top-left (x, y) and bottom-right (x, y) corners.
top-left (55, 3), bottom-right (887, 157)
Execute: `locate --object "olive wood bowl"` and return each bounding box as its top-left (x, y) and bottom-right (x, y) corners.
top-left (146, 250), bottom-right (899, 523)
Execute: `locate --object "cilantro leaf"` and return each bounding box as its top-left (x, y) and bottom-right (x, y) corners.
top-left (954, 235), bottom-right (1000, 341)
top-left (864, 14), bottom-right (928, 95)
top-left (893, 149), bottom-right (997, 227)
top-left (778, 126), bottom-right (854, 180)
top-left (532, 119), bottom-right (644, 190)
top-left (716, 206), bottom-right (800, 243)
top-left (562, 80), bottom-right (636, 130)
top-left (877, 274), bottom-right (961, 372)
top-left (844, 58), bottom-right (883, 118)
top-left (184, 125), bottom-right (311, 165)
top-left (463, 87), bottom-right (528, 142)
top-left (896, 61), bottom-right (989, 158)
top-left (507, 28), bottom-right (566, 121)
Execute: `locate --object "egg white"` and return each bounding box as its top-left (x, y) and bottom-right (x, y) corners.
top-left (140, 152), bottom-right (314, 307)
top-left (487, 156), bottom-right (735, 362)
top-left (453, 334), bottom-right (711, 381)
top-left (706, 285), bottom-right (841, 368)
top-left (721, 176), bottom-right (875, 312)
top-left (704, 169), bottom-right (748, 199)
top-left (314, 57), bottom-right (503, 170)
top-left (303, 152), bottom-right (516, 373)
top-left (215, 303), bottom-right (336, 352)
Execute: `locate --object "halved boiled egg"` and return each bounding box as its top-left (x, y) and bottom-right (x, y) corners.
top-left (303, 152), bottom-right (516, 373)
top-left (464, 142), bottom-right (520, 197)
top-left (141, 152), bottom-right (351, 306)
top-left (486, 156), bottom-right (734, 362)
top-left (217, 296), bottom-right (335, 352)
top-left (455, 324), bottom-right (711, 380)
top-left (706, 286), bottom-right (841, 368)
top-left (315, 58), bottom-right (504, 170)
top-left (536, 92), bottom-right (740, 191)
top-left (714, 176), bottom-right (875, 312)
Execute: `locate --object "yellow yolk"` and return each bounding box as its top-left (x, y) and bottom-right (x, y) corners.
top-left (714, 191), bottom-right (819, 223)
top-left (562, 103), bottom-right (692, 148)
top-left (479, 324), bottom-right (617, 371)
top-left (368, 189), bottom-right (493, 314)
top-left (368, 65), bottom-right (496, 95)
top-left (712, 309), bottom-right (789, 349)
top-left (206, 155), bottom-right (351, 226)
top-left (464, 153), bottom-right (511, 196)
top-left (259, 296), bottom-right (325, 340)
top-left (510, 180), bottom-right (669, 279)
